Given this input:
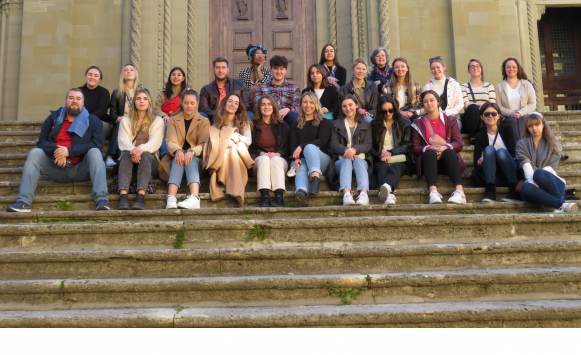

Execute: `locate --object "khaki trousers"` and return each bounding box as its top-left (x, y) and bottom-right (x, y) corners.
top-left (253, 155), bottom-right (288, 191)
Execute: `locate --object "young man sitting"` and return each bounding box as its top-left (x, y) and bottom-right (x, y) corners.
top-left (6, 88), bottom-right (109, 212)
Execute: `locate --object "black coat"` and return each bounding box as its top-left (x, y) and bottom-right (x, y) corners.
top-left (367, 67), bottom-right (392, 92)
top-left (325, 118), bottom-right (373, 191)
top-left (248, 121), bottom-right (290, 163)
top-left (109, 86), bottom-right (149, 123)
top-left (301, 86), bottom-right (340, 119)
top-left (324, 65), bottom-right (347, 87)
top-left (338, 79), bottom-right (379, 118)
top-left (473, 123), bottom-right (518, 162)
top-left (370, 117), bottom-right (414, 174)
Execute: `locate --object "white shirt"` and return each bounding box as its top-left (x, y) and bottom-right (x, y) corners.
top-left (314, 89), bottom-right (324, 100)
top-left (433, 77), bottom-right (446, 96)
top-left (506, 82), bottom-right (522, 111)
top-left (396, 86), bottom-right (406, 109)
top-left (488, 133), bottom-right (507, 151)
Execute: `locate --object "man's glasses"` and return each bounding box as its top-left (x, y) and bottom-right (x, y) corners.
top-left (483, 112), bottom-right (498, 118)
top-left (380, 109), bottom-right (395, 115)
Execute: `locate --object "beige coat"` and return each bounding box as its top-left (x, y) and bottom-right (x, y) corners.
top-left (153, 88), bottom-right (181, 117)
top-left (118, 116), bottom-right (164, 161)
top-left (495, 79), bottom-right (536, 118)
top-left (202, 126), bottom-right (255, 206)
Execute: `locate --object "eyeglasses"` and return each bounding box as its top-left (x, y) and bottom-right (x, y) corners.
top-left (429, 56), bottom-right (442, 62)
top-left (483, 112), bottom-right (499, 118)
top-left (380, 109), bottom-right (394, 115)
top-left (469, 65), bottom-right (481, 70)
top-left (255, 54), bottom-right (266, 58)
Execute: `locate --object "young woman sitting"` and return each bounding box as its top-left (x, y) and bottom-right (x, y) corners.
top-left (371, 94), bottom-right (413, 205)
top-left (202, 93), bottom-right (254, 207)
top-left (289, 92), bottom-right (332, 207)
top-left (473, 102), bottom-right (519, 203)
top-left (326, 95), bottom-right (373, 206)
top-left (301, 64), bottom-right (340, 120)
top-left (319, 44), bottom-right (347, 88)
top-left (163, 89), bottom-right (210, 210)
top-left (411, 90), bottom-right (466, 204)
top-left (249, 95), bottom-right (290, 207)
top-left (338, 58), bottom-right (378, 123)
top-left (517, 113), bottom-right (577, 213)
top-left (461, 59), bottom-right (496, 144)
top-left (117, 89), bottom-right (164, 210)
top-left (382, 57), bottom-right (423, 120)
top-left (153, 67), bottom-right (187, 157)
top-left (423, 57), bottom-right (463, 122)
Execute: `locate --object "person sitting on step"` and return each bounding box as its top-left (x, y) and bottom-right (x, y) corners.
top-left (301, 64), bottom-right (340, 120)
top-left (368, 46), bottom-right (392, 92)
top-left (473, 102), bottom-right (520, 203)
top-left (423, 57), bottom-right (463, 126)
top-left (254, 55), bottom-right (301, 127)
top-left (411, 90), bottom-right (467, 205)
top-left (202, 93), bottom-right (255, 207)
top-left (249, 95), bottom-right (290, 207)
top-left (319, 44), bottom-right (347, 88)
top-left (382, 57), bottom-right (423, 120)
top-left (116, 89), bottom-right (164, 210)
top-left (162, 88), bottom-right (210, 210)
top-left (153, 67), bottom-right (188, 158)
top-left (7, 88), bottom-right (109, 212)
top-left (326, 95), bottom-right (373, 206)
top-left (338, 58), bottom-right (378, 124)
top-left (516, 113), bottom-right (578, 213)
top-left (199, 57), bottom-right (253, 123)
top-left (79, 66), bottom-right (111, 141)
top-left (289, 92), bottom-right (332, 207)
top-left (371, 94), bottom-right (413, 206)
top-left (238, 43), bottom-right (273, 106)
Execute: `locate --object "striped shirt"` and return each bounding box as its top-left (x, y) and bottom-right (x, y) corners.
top-left (461, 82), bottom-right (496, 109)
top-left (254, 79), bottom-right (301, 113)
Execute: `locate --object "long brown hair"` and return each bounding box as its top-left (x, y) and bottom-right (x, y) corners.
top-left (319, 44), bottom-right (341, 67)
top-left (502, 58), bottom-right (529, 81)
top-left (389, 57), bottom-right (418, 107)
top-left (307, 64), bottom-right (330, 89)
top-left (373, 94), bottom-right (403, 132)
top-left (523, 112), bottom-right (562, 155)
top-left (163, 67), bottom-right (187, 99)
top-left (253, 95), bottom-right (281, 125)
top-left (129, 89), bottom-right (155, 135)
top-left (297, 92), bottom-right (325, 129)
top-left (340, 95), bottom-right (363, 124)
top-left (214, 93), bottom-right (252, 134)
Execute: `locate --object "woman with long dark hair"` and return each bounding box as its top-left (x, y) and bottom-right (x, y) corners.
top-left (319, 44), bottom-right (347, 88)
top-left (382, 58), bottom-right (423, 120)
top-left (153, 67), bottom-right (187, 157)
top-left (301, 64), bottom-right (340, 119)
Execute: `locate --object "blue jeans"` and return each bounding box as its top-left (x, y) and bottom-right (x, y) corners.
top-left (18, 148), bottom-right (108, 205)
top-left (160, 122), bottom-right (169, 157)
top-left (285, 112), bottom-right (298, 127)
top-left (363, 115), bottom-right (372, 123)
top-left (295, 144), bottom-right (331, 193)
top-left (334, 158), bottom-right (369, 192)
top-left (246, 111), bottom-right (255, 121)
top-left (168, 156), bottom-right (201, 188)
top-left (521, 169), bottom-right (566, 209)
top-left (483, 146), bottom-right (518, 186)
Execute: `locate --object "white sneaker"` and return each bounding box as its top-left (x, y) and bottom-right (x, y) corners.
top-left (385, 193), bottom-right (397, 205)
top-left (177, 195), bottom-right (201, 209)
top-left (343, 192), bottom-right (355, 206)
top-left (105, 158), bottom-right (116, 167)
top-left (554, 202), bottom-right (579, 213)
top-left (355, 192), bottom-right (369, 205)
top-left (166, 195), bottom-right (178, 209)
top-left (448, 190), bottom-right (467, 204)
top-left (429, 190), bottom-right (443, 204)
top-left (378, 183), bottom-right (391, 201)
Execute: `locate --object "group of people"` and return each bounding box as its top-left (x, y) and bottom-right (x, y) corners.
top-left (5, 43), bottom-right (577, 214)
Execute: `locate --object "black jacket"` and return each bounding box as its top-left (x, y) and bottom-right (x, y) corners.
top-left (199, 77), bottom-right (250, 121)
top-left (370, 117), bottom-right (414, 174)
top-left (301, 86), bottom-right (340, 119)
top-left (325, 118), bottom-right (373, 191)
top-left (367, 67), bottom-right (392, 92)
top-left (324, 65), bottom-right (347, 87)
top-left (248, 121), bottom-right (290, 162)
top-left (338, 79), bottom-right (379, 118)
top-left (473, 123), bottom-right (518, 162)
top-left (109, 86), bottom-right (149, 123)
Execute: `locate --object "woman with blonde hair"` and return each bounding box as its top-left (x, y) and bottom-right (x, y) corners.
top-left (423, 57), bottom-right (463, 122)
top-left (249, 95), bottom-right (290, 207)
top-left (517, 112), bottom-right (576, 212)
top-left (338, 58), bottom-right (378, 123)
top-left (116, 89), bottom-right (164, 210)
top-left (107, 63), bottom-right (149, 167)
top-left (289, 92), bottom-right (332, 207)
top-left (382, 57), bottom-right (423, 119)
top-left (202, 93), bottom-right (254, 207)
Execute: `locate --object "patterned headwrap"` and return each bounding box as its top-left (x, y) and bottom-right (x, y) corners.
top-left (247, 43), bottom-right (268, 60)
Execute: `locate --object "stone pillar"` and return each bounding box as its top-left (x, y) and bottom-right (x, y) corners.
top-left (526, 1), bottom-right (545, 110)
top-left (0, 0), bottom-right (23, 121)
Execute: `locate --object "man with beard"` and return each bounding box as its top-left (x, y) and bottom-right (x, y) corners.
top-left (6, 88), bottom-right (109, 212)
top-left (199, 57), bottom-right (253, 123)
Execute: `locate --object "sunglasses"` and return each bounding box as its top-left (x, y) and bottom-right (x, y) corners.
top-left (255, 54), bottom-right (266, 58)
top-left (483, 112), bottom-right (499, 118)
top-left (380, 109), bottom-right (395, 115)
top-left (429, 56), bottom-right (442, 62)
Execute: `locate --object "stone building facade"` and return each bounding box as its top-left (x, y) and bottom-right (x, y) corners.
top-left (0, 0), bottom-right (579, 121)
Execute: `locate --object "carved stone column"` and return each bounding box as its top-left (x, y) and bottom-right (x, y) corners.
top-left (357, 0), bottom-right (366, 59)
top-left (379, 0), bottom-right (390, 53)
top-left (329, 0), bottom-right (337, 48)
top-left (157, 0), bottom-right (164, 89)
top-left (163, 0), bottom-right (172, 81)
top-left (350, 0), bottom-right (359, 61)
top-left (130, 0), bottom-right (142, 73)
top-left (187, 0), bottom-right (195, 86)
top-left (527, 1), bottom-right (545, 110)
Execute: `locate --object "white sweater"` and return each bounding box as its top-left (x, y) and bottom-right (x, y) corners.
top-left (118, 116), bottom-right (165, 159)
top-left (423, 77), bottom-right (464, 118)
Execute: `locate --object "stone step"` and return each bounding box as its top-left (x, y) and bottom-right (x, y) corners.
top-left (1, 213), bottom-right (580, 251)
top-left (2, 299), bottom-right (581, 327)
top-left (0, 267), bottom-right (579, 310)
top-left (1, 240), bottom-right (580, 280)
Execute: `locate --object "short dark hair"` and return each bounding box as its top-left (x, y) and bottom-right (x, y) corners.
top-left (85, 66), bottom-right (103, 80)
top-left (213, 57), bottom-right (229, 67)
top-left (479, 101), bottom-right (502, 117)
top-left (269, 55), bottom-right (288, 69)
top-left (66, 87), bottom-right (84, 101)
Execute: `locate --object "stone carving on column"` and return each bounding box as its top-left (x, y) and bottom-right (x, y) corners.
top-left (357, 0), bottom-right (366, 59)
top-left (237, 0), bottom-right (248, 20)
top-left (379, 0), bottom-right (390, 52)
top-left (163, 0), bottom-right (172, 81)
top-left (276, 0), bottom-right (289, 19)
top-left (130, 0), bottom-right (142, 73)
top-left (537, 4), bottom-right (546, 19)
top-left (0, 0), bottom-right (24, 16)
top-left (329, 0), bottom-right (337, 48)
top-left (350, 0), bottom-right (359, 61)
top-left (527, 0), bottom-right (543, 110)
top-left (157, 0), bottom-right (164, 89)
top-left (187, 0), bottom-right (196, 86)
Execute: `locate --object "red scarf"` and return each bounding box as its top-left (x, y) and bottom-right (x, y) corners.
top-left (161, 95), bottom-right (181, 116)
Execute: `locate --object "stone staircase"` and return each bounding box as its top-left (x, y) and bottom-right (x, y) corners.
top-left (1, 111), bottom-right (581, 327)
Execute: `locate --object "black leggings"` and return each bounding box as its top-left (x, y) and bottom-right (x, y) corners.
top-left (421, 149), bottom-right (463, 188)
top-left (462, 104), bottom-right (481, 139)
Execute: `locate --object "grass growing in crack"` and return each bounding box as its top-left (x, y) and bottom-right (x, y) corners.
top-left (284, 202), bottom-right (297, 208)
top-left (132, 271), bottom-right (138, 276)
top-left (243, 216), bottom-right (252, 220)
top-left (129, 256), bottom-right (138, 262)
top-left (40, 217), bottom-right (88, 224)
top-left (177, 196), bottom-right (186, 202)
top-left (59, 280), bottom-right (66, 294)
top-left (325, 284), bottom-right (367, 305)
top-left (245, 224), bottom-right (270, 242)
top-left (173, 229), bottom-right (186, 249)
top-left (461, 209), bottom-right (476, 215)
top-left (324, 200), bottom-right (342, 206)
top-left (175, 306), bottom-right (184, 314)
top-left (55, 201), bottom-right (75, 211)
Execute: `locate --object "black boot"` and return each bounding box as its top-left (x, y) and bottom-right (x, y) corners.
top-left (117, 194), bottom-right (129, 210)
top-left (271, 189), bottom-right (285, 207)
top-left (482, 183), bottom-right (496, 203)
top-left (259, 189), bottom-right (271, 207)
top-left (502, 184), bottom-right (521, 202)
top-left (295, 189), bottom-right (309, 207)
top-left (131, 193), bottom-right (146, 210)
top-left (310, 176), bottom-right (320, 195)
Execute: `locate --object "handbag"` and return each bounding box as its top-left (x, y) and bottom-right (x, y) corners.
top-left (423, 116), bottom-right (447, 146)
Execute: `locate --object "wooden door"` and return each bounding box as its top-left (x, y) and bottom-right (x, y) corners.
top-left (210, 0), bottom-right (316, 89)
top-left (539, 8), bottom-right (581, 111)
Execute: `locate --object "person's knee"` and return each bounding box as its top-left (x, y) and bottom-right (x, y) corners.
top-left (304, 144), bottom-right (318, 154)
top-left (199, 112), bottom-right (209, 118)
top-left (441, 148), bottom-right (456, 158)
top-left (353, 159), bottom-right (367, 169)
top-left (86, 148), bottom-right (102, 159)
top-left (533, 169), bottom-right (550, 181)
top-left (466, 104), bottom-right (479, 114)
top-left (495, 148), bottom-right (510, 160)
top-left (255, 155), bottom-right (270, 165)
top-left (27, 148), bottom-right (46, 162)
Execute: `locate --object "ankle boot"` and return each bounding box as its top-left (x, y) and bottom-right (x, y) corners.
top-left (259, 195), bottom-right (271, 207)
top-left (482, 183), bottom-right (496, 203)
top-left (271, 190), bottom-right (285, 207)
top-left (310, 176), bottom-right (320, 195)
top-left (131, 193), bottom-right (146, 210)
top-left (117, 194), bottom-right (129, 210)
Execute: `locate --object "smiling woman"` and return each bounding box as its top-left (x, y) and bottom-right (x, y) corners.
top-left (79, 66), bottom-right (111, 138)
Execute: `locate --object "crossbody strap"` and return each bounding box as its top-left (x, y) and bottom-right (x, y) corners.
top-left (349, 82), bottom-right (366, 108)
top-left (467, 82), bottom-right (477, 102)
top-left (132, 125), bottom-right (143, 144)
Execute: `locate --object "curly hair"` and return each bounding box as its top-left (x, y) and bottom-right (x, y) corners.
top-left (214, 93), bottom-right (252, 134)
